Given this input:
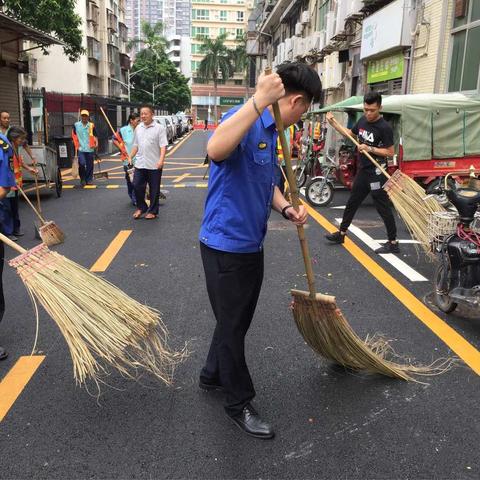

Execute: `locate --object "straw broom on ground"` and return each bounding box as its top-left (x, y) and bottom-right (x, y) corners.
top-left (270, 80), bottom-right (451, 380)
top-left (2, 233), bottom-right (187, 388)
top-left (329, 116), bottom-right (446, 252)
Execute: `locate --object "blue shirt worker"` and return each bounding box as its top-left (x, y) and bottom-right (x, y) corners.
top-left (72, 110), bottom-right (98, 186)
top-left (113, 112), bottom-right (140, 205)
top-left (198, 62), bottom-right (321, 440)
top-left (0, 132), bottom-right (17, 360)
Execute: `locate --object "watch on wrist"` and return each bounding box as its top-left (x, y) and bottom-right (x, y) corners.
top-left (281, 205), bottom-right (292, 219)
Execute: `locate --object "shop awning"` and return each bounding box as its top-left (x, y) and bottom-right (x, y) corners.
top-left (311, 96), bottom-right (365, 114)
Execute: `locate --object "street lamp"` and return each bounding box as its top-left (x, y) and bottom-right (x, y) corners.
top-left (127, 65), bottom-right (150, 101)
top-left (152, 82), bottom-right (166, 105)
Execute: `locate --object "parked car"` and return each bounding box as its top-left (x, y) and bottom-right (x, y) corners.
top-left (176, 113), bottom-right (190, 134)
top-left (170, 115), bottom-right (183, 138)
top-left (154, 116), bottom-right (174, 144)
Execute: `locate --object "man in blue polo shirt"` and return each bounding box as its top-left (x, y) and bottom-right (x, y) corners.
top-left (199, 63), bottom-right (321, 439)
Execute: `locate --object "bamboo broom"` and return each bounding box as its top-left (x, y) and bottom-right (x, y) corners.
top-left (329, 116), bottom-right (446, 251)
top-left (17, 185), bottom-right (65, 247)
top-left (2, 233), bottom-right (187, 387)
top-left (269, 70), bottom-right (450, 380)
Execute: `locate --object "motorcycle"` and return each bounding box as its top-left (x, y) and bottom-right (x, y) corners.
top-left (433, 175), bottom-right (480, 313)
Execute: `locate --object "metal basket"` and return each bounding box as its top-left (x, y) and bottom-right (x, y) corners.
top-left (427, 211), bottom-right (459, 251)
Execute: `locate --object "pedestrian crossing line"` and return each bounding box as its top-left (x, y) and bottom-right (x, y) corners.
top-left (0, 356), bottom-right (45, 423)
top-left (83, 185), bottom-right (97, 189)
top-left (90, 230), bottom-right (132, 273)
top-left (106, 185), bottom-right (120, 189)
top-left (304, 202), bottom-right (480, 376)
top-left (195, 184), bottom-right (208, 188)
top-left (173, 173), bottom-right (191, 183)
top-left (174, 184), bottom-right (186, 188)
top-left (61, 183), bottom-right (209, 190)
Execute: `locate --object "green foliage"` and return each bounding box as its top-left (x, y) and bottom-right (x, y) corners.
top-left (128, 21), bottom-right (167, 57)
top-left (2, 0), bottom-right (84, 62)
top-left (131, 49), bottom-right (191, 113)
top-left (196, 34), bottom-right (234, 83)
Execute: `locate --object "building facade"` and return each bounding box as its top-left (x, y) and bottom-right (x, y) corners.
top-left (126, 0), bottom-right (164, 51)
top-left (191, 0), bottom-right (253, 123)
top-left (22, 0), bottom-right (131, 99)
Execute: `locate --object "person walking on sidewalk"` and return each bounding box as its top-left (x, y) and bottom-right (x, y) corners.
top-left (0, 131), bottom-right (16, 360)
top-left (72, 110), bottom-right (98, 186)
top-left (129, 105), bottom-right (168, 220)
top-left (325, 92), bottom-right (399, 254)
top-left (113, 112), bottom-right (140, 206)
top-left (199, 62), bottom-right (320, 439)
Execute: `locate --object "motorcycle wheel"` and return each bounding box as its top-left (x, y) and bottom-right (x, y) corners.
top-left (305, 177), bottom-right (334, 207)
top-left (296, 167), bottom-right (307, 188)
top-left (434, 263), bottom-right (458, 313)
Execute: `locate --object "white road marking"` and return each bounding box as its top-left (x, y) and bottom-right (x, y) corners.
top-left (376, 239), bottom-right (421, 244)
top-left (331, 205), bottom-right (346, 210)
top-left (335, 218), bottom-right (428, 282)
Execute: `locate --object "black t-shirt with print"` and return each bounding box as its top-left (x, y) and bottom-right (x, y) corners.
top-left (351, 116), bottom-right (394, 171)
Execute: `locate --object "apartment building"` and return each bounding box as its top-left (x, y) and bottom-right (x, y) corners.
top-left (191, 0), bottom-right (253, 122)
top-left (22, 0), bottom-right (131, 99)
top-left (125, 0), bottom-right (164, 50)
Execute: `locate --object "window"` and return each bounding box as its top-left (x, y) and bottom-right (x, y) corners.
top-left (219, 27), bottom-right (227, 35)
top-left (234, 79), bottom-right (243, 85)
top-left (237, 11), bottom-right (244, 22)
top-left (191, 60), bottom-right (201, 72)
top-left (236, 28), bottom-right (244, 39)
top-left (191, 44), bottom-right (203, 54)
top-left (192, 9), bottom-right (209, 20)
top-left (220, 10), bottom-right (227, 21)
top-left (192, 26), bottom-right (209, 38)
top-left (449, 1), bottom-right (480, 91)
top-left (220, 0), bottom-right (227, 3)
top-left (317, 0), bottom-right (330, 32)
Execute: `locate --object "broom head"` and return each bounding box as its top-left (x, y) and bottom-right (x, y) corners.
top-left (94, 171), bottom-right (109, 180)
top-left (39, 221), bottom-right (65, 247)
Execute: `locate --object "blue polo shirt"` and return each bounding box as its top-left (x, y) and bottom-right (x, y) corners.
top-left (199, 106), bottom-right (279, 253)
top-left (73, 121), bottom-right (97, 153)
top-left (113, 124), bottom-right (136, 166)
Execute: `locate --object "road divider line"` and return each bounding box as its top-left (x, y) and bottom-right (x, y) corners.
top-left (166, 131), bottom-right (193, 157)
top-left (83, 185), bottom-right (97, 189)
top-left (305, 203), bottom-right (480, 375)
top-left (106, 185), bottom-right (120, 189)
top-left (90, 230), bottom-right (132, 272)
top-left (334, 219), bottom-right (427, 282)
top-left (173, 173), bottom-right (191, 183)
top-left (0, 356), bottom-right (45, 422)
top-left (174, 184), bottom-right (186, 188)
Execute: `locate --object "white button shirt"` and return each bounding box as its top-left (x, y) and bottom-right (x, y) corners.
top-left (132, 121), bottom-right (168, 170)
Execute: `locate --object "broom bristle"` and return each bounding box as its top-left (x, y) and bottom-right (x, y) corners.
top-left (384, 170), bottom-right (446, 253)
top-left (291, 289), bottom-right (454, 381)
top-left (9, 244), bottom-right (187, 388)
top-left (39, 221), bottom-right (65, 247)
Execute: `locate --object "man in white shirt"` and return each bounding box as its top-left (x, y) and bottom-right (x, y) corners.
top-left (130, 105), bottom-right (168, 219)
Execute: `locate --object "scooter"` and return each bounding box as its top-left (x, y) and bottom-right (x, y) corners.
top-left (433, 175), bottom-right (480, 313)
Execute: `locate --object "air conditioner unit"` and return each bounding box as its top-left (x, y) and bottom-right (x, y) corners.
top-left (278, 42), bottom-right (285, 63)
top-left (294, 37), bottom-right (306, 58)
top-left (301, 10), bottom-right (311, 25)
top-left (335, 0), bottom-right (348, 36)
top-left (311, 31), bottom-right (323, 51)
top-left (290, 36), bottom-right (297, 58)
top-left (295, 22), bottom-right (303, 36)
top-left (285, 37), bottom-right (292, 54)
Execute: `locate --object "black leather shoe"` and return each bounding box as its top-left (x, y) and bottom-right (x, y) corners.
top-left (0, 346), bottom-right (8, 360)
top-left (375, 241), bottom-right (400, 254)
top-left (325, 231), bottom-right (345, 244)
top-left (228, 405), bottom-right (275, 439)
top-left (199, 380), bottom-right (224, 392)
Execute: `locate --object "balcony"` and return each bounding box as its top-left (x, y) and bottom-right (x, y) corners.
top-left (107, 10), bottom-right (118, 32)
top-left (87, 36), bottom-right (101, 61)
top-left (120, 53), bottom-right (130, 70)
top-left (119, 22), bottom-right (128, 42)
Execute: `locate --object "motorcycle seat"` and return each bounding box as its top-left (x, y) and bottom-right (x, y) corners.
top-left (456, 188), bottom-right (480, 202)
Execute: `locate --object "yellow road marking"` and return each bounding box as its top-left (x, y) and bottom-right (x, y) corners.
top-left (63, 185), bottom-right (74, 189)
top-left (304, 203), bottom-right (480, 375)
top-left (0, 356), bottom-right (45, 422)
top-left (106, 185), bottom-right (119, 189)
top-left (164, 165), bottom-right (206, 172)
top-left (83, 185), bottom-right (97, 189)
top-left (173, 173), bottom-right (191, 183)
top-left (174, 184), bottom-right (186, 188)
top-left (196, 184), bottom-right (208, 188)
top-left (165, 131), bottom-right (193, 157)
top-left (90, 230), bottom-right (132, 272)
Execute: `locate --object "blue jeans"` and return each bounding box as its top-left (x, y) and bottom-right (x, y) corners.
top-left (78, 151), bottom-right (94, 183)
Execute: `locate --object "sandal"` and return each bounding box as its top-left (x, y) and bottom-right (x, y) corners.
top-left (133, 210), bottom-right (143, 219)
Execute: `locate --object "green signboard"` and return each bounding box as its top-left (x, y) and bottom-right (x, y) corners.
top-left (367, 52), bottom-right (404, 84)
top-left (220, 96), bottom-right (244, 106)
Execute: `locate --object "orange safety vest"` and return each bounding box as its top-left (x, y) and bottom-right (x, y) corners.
top-left (277, 125), bottom-right (295, 161)
top-left (88, 122), bottom-right (96, 148)
top-left (313, 122), bottom-right (321, 140)
top-left (11, 149), bottom-right (23, 189)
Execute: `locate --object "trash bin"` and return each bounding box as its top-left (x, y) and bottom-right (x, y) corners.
top-left (53, 136), bottom-right (75, 168)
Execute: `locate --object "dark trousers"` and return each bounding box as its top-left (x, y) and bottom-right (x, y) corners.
top-left (340, 168), bottom-right (397, 241)
top-left (124, 165), bottom-right (136, 205)
top-left (133, 167), bottom-right (162, 215)
top-left (0, 242), bottom-right (4, 323)
top-left (200, 243), bottom-right (264, 417)
top-left (78, 151), bottom-right (94, 183)
top-left (0, 192), bottom-right (20, 235)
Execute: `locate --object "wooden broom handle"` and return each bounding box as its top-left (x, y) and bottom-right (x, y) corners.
top-left (0, 231), bottom-right (27, 254)
top-left (265, 67), bottom-right (317, 298)
top-left (17, 186), bottom-right (47, 224)
top-left (100, 107), bottom-right (117, 136)
top-left (329, 116), bottom-right (391, 179)
top-left (34, 173), bottom-right (42, 214)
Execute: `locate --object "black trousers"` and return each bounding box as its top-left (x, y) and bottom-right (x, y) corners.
top-left (0, 242), bottom-right (5, 322)
top-left (78, 152), bottom-right (94, 183)
top-left (200, 243), bottom-right (264, 417)
top-left (133, 167), bottom-right (162, 215)
top-left (340, 168), bottom-right (397, 241)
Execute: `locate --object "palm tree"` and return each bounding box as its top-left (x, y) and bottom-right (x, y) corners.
top-left (197, 33), bottom-right (234, 123)
top-left (229, 34), bottom-right (250, 98)
top-left (128, 21), bottom-right (167, 58)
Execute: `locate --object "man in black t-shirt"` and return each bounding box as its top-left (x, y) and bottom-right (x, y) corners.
top-left (324, 92), bottom-right (399, 254)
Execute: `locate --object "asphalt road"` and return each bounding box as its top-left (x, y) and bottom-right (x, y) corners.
top-left (0, 130), bottom-right (479, 480)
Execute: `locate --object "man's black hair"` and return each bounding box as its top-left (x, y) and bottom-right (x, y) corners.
top-left (276, 62), bottom-right (322, 103)
top-left (7, 126), bottom-right (26, 141)
top-left (140, 104), bottom-right (154, 113)
top-left (128, 112), bottom-right (140, 122)
top-left (364, 91), bottom-right (382, 106)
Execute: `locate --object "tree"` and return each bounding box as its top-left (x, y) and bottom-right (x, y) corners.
top-left (130, 49), bottom-right (191, 113)
top-left (128, 21), bottom-right (167, 58)
top-left (229, 34), bottom-right (250, 98)
top-left (1, 0), bottom-right (84, 61)
top-left (196, 34), bottom-right (234, 123)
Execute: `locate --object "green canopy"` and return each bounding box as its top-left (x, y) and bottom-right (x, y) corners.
top-left (310, 93), bottom-right (480, 161)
